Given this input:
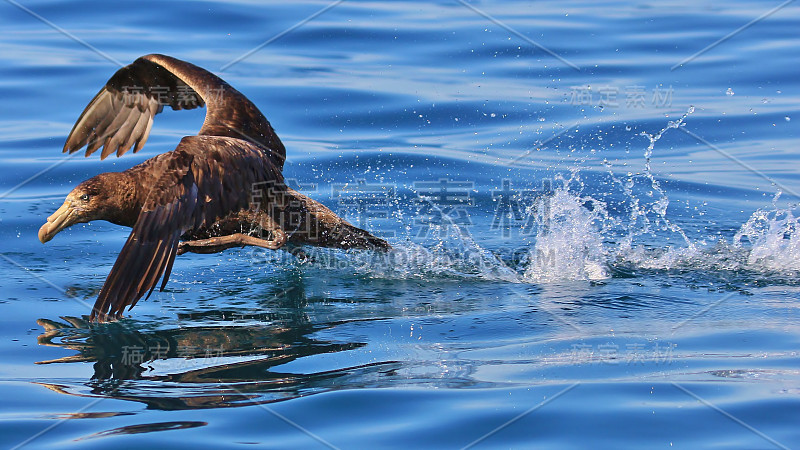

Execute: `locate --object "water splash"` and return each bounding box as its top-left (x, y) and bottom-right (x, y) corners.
top-left (356, 233), bottom-right (521, 282)
top-left (287, 227), bottom-right (522, 283)
top-left (592, 107), bottom-right (702, 270)
top-left (257, 106), bottom-right (798, 284)
top-left (734, 195), bottom-right (800, 274)
top-left (636, 106), bottom-right (695, 249)
top-left (347, 195), bottom-right (523, 282)
top-left (522, 178), bottom-right (609, 282)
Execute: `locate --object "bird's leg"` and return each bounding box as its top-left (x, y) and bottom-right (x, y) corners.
top-left (177, 233), bottom-right (285, 255)
top-left (178, 213), bottom-right (287, 255)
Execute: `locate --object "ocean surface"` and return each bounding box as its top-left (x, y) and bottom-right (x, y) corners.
top-left (1, 0), bottom-right (799, 448)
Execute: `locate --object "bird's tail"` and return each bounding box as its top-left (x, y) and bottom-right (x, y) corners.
top-left (270, 188), bottom-right (391, 252)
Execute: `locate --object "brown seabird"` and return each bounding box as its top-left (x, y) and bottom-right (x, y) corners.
top-left (38, 54), bottom-right (389, 321)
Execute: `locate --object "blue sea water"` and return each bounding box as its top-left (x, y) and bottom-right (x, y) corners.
top-left (1, 0), bottom-right (800, 448)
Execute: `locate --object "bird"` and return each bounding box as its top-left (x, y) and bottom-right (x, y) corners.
top-left (38, 54), bottom-right (390, 322)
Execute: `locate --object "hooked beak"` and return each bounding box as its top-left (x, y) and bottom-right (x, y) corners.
top-left (38, 201), bottom-right (75, 244)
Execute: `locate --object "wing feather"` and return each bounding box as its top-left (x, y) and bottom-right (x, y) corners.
top-left (134, 103), bottom-right (157, 153)
top-left (106, 103), bottom-right (144, 157)
top-left (99, 104), bottom-right (138, 159)
top-left (122, 108), bottom-right (151, 155)
top-left (63, 54), bottom-right (286, 169)
top-left (66, 90), bottom-right (113, 151)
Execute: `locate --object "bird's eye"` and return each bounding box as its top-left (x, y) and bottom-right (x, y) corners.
top-left (80, 194), bottom-right (91, 202)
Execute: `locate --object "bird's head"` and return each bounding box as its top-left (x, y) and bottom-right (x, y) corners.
top-left (38, 174), bottom-right (122, 244)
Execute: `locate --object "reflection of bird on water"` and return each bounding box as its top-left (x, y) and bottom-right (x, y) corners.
top-left (35, 315), bottom-right (399, 410)
top-left (38, 54), bottom-right (390, 321)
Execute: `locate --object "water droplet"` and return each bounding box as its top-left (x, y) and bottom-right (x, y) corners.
top-left (725, 88), bottom-right (734, 96)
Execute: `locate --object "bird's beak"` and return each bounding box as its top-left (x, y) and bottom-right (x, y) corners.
top-left (38, 201), bottom-right (74, 243)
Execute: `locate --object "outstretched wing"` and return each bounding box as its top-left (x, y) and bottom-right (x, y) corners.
top-left (91, 152), bottom-right (197, 321)
top-left (90, 136), bottom-right (283, 321)
top-left (64, 54), bottom-right (286, 169)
